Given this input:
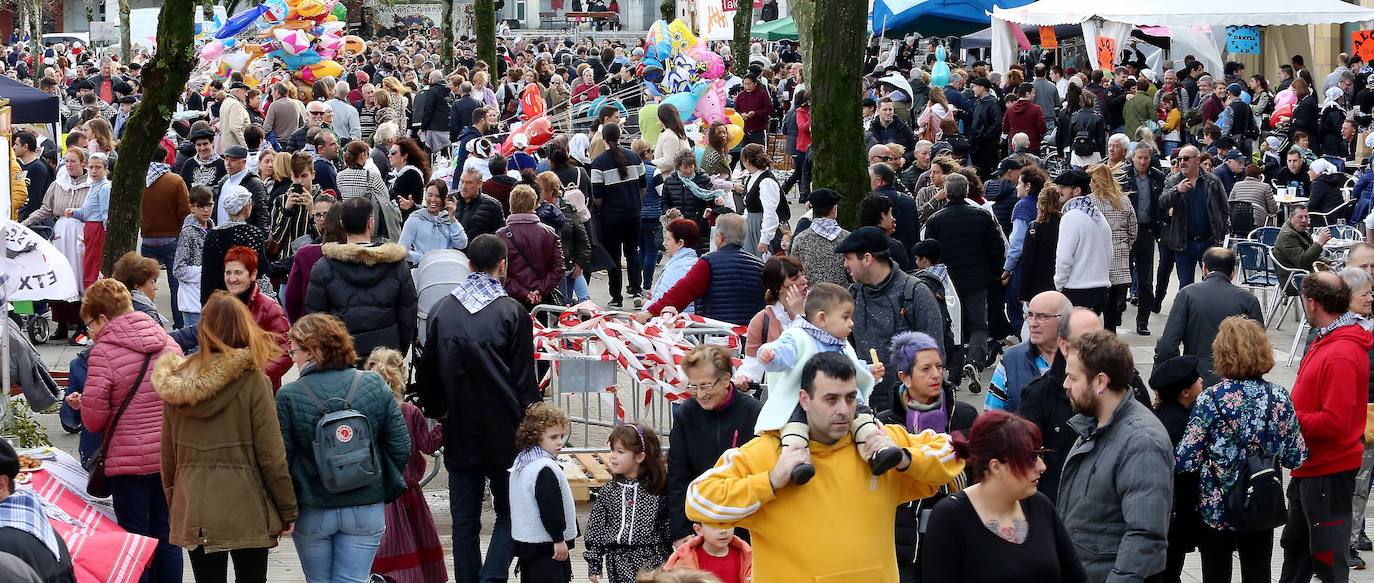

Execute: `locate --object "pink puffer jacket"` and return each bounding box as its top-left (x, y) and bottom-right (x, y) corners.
top-left (82, 311), bottom-right (181, 476)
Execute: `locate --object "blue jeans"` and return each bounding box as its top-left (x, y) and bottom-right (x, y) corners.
top-left (180, 311), bottom-right (200, 328)
top-left (1175, 239), bottom-right (1211, 288)
top-left (639, 218), bottom-right (663, 286)
top-left (140, 239), bottom-right (181, 329)
top-left (109, 474), bottom-right (182, 583)
top-left (561, 274), bottom-right (591, 304)
top-left (294, 503), bottom-right (386, 583)
top-left (449, 464), bottom-right (513, 583)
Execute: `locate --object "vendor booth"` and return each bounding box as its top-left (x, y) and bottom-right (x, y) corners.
top-left (989, 0), bottom-right (1374, 76)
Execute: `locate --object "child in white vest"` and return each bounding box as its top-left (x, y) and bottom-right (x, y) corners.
top-left (756, 282), bottom-right (904, 483)
top-left (510, 403), bottom-right (578, 582)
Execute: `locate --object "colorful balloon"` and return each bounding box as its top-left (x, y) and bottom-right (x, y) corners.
top-left (639, 103), bottom-right (661, 144)
top-left (693, 80), bottom-right (727, 125)
top-left (300, 59), bottom-right (342, 83)
top-left (199, 40), bottom-right (226, 61)
top-left (725, 124), bottom-right (744, 149)
top-left (330, 2), bottom-right (347, 21)
top-left (661, 82), bottom-right (709, 123)
top-left (667, 20), bottom-right (698, 55)
top-left (261, 0), bottom-right (290, 24)
top-left (341, 35), bottom-right (365, 57)
top-left (1271, 103), bottom-right (1295, 127)
top-left (274, 28), bottom-right (311, 55)
top-left (520, 83), bottom-right (546, 121)
top-left (215, 4), bottom-right (266, 39)
top-left (688, 45), bottom-right (725, 80)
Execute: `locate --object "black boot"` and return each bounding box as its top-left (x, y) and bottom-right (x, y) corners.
top-left (868, 447), bottom-right (906, 476)
top-left (791, 462), bottom-right (816, 485)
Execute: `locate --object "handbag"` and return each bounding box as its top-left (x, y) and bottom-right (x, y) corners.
top-left (85, 353), bottom-right (154, 498)
top-left (502, 230), bottom-right (566, 306)
top-left (1223, 383), bottom-right (1288, 531)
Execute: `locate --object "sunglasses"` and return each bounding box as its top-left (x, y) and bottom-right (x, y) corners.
top-left (1177, 155), bottom-right (1195, 162)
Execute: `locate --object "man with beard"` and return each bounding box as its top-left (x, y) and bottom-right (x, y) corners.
top-left (1058, 328), bottom-right (1173, 582)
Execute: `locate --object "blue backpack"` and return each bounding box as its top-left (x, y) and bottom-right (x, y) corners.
top-left (298, 371), bottom-right (380, 495)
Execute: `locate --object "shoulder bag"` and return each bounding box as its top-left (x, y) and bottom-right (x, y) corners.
top-left (1223, 382), bottom-right (1288, 531)
top-left (85, 353), bottom-right (154, 498)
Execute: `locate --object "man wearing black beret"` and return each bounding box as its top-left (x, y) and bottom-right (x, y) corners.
top-left (0, 440), bottom-right (76, 583)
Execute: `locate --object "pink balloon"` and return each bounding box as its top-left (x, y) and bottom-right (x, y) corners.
top-left (689, 45), bottom-right (724, 80)
top-left (693, 80), bottom-right (727, 125)
top-left (1275, 88), bottom-right (1297, 109)
top-left (199, 40), bottom-right (225, 61)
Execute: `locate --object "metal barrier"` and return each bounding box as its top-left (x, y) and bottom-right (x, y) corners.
top-left (529, 305), bottom-right (741, 452)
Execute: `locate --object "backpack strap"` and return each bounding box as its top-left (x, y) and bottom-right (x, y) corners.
top-left (342, 370), bottom-right (365, 408)
top-left (295, 369), bottom-right (362, 409)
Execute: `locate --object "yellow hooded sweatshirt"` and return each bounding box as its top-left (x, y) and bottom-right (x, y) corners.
top-left (686, 425), bottom-right (963, 583)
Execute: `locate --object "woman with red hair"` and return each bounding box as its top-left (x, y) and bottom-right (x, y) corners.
top-left (194, 245), bottom-right (293, 390)
top-left (920, 410), bottom-right (1087, 582)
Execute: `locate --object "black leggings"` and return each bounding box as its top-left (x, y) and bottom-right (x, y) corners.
top-left (599, 214), bottom-right (642, 302)
top-left (187, 546), bottom-right (269, 583)
top-left (1197, 526), bottom-right (1273, 583)
top-left (514, 541), bottom-right (573, 583)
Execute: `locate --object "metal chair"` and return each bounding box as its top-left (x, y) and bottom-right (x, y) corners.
top-left (1265, 247), bottom-right (1311, 334)
top-left (1226, 201), bottom-right (1259, 248)
top-left (1310, 199), bottom-right (1353, 228)
top-left (1283, 272), bottom-right (1310, 367)
top-left (1235, 242), bottom-right (1279, 308)
top-left (1331, 224), bottom-right (1365, 241)
top-left (1250, 226), bottom-right (1281, 246)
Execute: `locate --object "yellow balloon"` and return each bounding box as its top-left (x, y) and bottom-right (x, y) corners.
top-left (667, 20), bottom-right (698, 55)
top-left (342, 35), bottom-right (365, 57)
top-left (727, 111), bottom-right (744, 129)
top-left (725, 124), bottom-right (744, 150)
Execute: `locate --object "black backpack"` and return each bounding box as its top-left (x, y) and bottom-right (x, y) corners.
top-left (1072, 130), bottom-right (1097, 157)
top-left (1224, 384), bottom-right (1288, 531)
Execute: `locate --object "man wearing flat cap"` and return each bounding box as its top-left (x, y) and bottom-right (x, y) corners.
top-left (213, 145), bottom-right (269, 233)
top-left (837, 226), bottom-right (947, 412)
top-left (788, 189), bottom-right (849, 286)
top-left (1052, 168), bottom-right (1114, 313)
top-left (0, 440), bottom-right (77, 583)
top-left (218, 81), bottom-right (251, 153)
top-left (968, 77), bottom-right (1003, 178)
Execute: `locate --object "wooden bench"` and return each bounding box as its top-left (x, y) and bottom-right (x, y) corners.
top-left (559, 452), bottom-right (615, 503)
top-left (538, 11), bottom-right (571, 29)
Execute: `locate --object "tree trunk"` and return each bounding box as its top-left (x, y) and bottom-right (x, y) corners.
top-left (474, 0), bottom-right (496, 71)
top-left (792, 0), bottom-right (867, 227)
top-left (201, 0), bottom-right (213, 23)
top-left (118, 0), bottom-right (131, 62)
top-left (440, 0), bottom-right (454, 70)
top-left (659, 0), bottom-right (673, 21)
top-left (730, 1), bottom-right (751, 77)
top-left (28, 0), bottom-right (43, 51)
top-left (103, 0), bottom-right (198, 275)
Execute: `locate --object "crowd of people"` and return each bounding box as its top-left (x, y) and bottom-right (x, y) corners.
top-left (6, 18), bottom-right (1374, 583)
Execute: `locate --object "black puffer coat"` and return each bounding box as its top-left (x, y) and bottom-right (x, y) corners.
top-left (662, 170), bottom-right (733, 255)
top-left (665, 386), bottom-right (763, 541)
top-left (455, 192), bottom-right (508, 238)
top-left (304, 242), bottom-right (419, 359)
top-left (879, 383), bottom-right (977, 569)
top-left (921, 202), bottom-right (1005, 298)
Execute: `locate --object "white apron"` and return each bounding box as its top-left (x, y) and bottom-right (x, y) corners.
top-left (51, 216), bottom-right (84, 300)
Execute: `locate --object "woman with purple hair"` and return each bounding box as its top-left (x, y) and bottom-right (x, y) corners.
top-left (878, 331), bottom-right (978, 582)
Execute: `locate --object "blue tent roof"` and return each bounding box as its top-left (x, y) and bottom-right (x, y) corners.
top-left (0, 75), bottom-right (57, 124)
top-left (871, 0), bottom-right (1036, 38)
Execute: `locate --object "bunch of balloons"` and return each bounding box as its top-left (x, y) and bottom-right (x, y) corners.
top-left (499, 77), bottom-right (556, 156)
top-left (635, 19), bottom-right (744, 151)
top-left (195, 0), bottom-right (367, 87)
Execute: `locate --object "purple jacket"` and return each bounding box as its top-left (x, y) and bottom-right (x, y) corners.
top-left (82, 311), bottom-right (181, 476)
top-left (497, 213), bottom-right (564, 304)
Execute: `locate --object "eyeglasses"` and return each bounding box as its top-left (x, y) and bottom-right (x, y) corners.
top-left (309, 111), bottom-right (326, 116)
top-left (1027, 312), bottom-right (1062, 322)
top-left (684, 377), bottom-right (725, 394)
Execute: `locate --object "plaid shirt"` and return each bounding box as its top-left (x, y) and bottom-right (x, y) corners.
top-left (0, 489), bottom-right (61, 559)
top-left (452, 272), bottom-right (508, 314)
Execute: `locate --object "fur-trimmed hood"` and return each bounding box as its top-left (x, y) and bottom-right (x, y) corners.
top-left (153, 349), bottom-right (258, 418)
top-left (321, 241), bottom-right (408, 266)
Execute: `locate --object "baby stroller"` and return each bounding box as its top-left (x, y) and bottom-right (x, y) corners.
top-left (407, 249), bottom-right (471, 415)
top-left (7, 224), bottom-right (54, 345)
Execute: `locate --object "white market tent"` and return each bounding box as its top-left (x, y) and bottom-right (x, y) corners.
top-left (989, 0), bottom-right (1374, 74)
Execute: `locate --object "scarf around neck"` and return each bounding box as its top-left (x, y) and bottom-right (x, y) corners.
top-left (678, 170), bottom-right (724, 202)
top-left (905, 389), bottom-right (947, 434)
top-left (796, 318), bottom-right (847, 351)
top-left (510, 445), bottom-right (556, 474)
top-left (452, 272), bottom-right (508, 314)
top-left (810, 217), bottom-right (842, 241)
top-left (0, 489), bottom-right (61, 559)
top-left (1064, 194), bottom-right (1103, 223)
top-left (146, 162), bottom-right (171, 187)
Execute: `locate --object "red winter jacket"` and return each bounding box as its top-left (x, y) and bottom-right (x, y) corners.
top-left (243, 287), bottom-right (293, 391)
top-left (1002, 99), bottom-right (1048, 151)
top-left (1291, 322), bottom-right (1373, 478)
top-left (498, 213), bottom-right (564, 305)
top-left (82, 311), bottom-right (181, 476)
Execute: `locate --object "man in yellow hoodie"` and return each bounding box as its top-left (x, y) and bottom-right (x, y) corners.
top-left (686, 351), bottom-right (964, 583)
